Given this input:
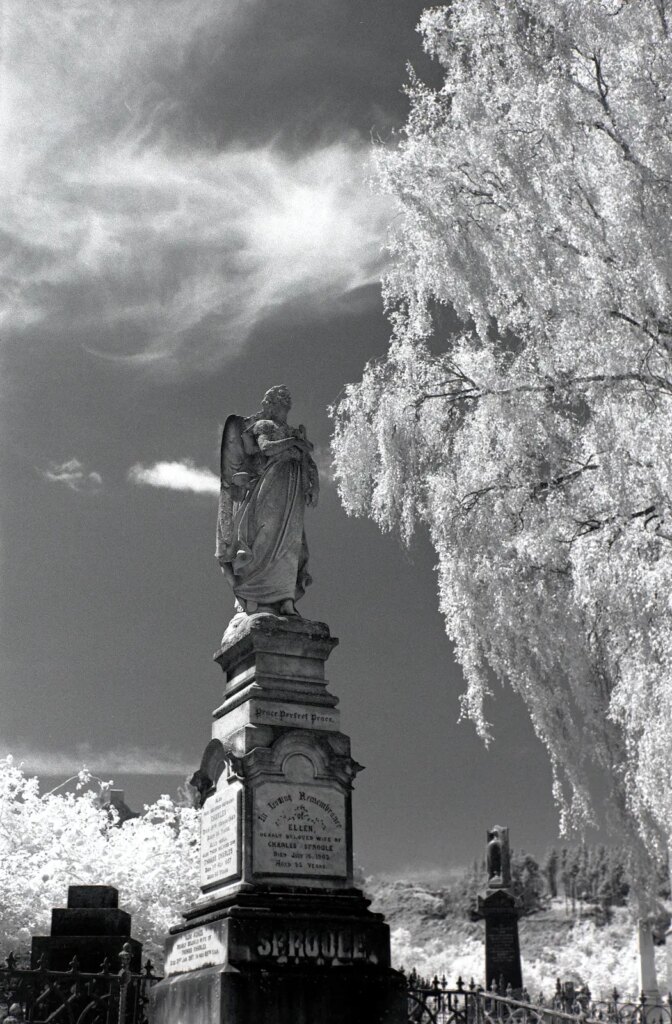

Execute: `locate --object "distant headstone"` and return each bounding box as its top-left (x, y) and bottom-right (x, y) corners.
top-left (31, 885), bottom-right (142, 972)
top-left (477, 826), bottom-right (523, 995)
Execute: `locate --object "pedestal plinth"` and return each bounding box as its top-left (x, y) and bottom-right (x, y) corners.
top-left (477, 888), bottom-right (523, 994)
top-left (31, 886), bottom-right (142, 972)
top-left (150, 616), bottom-right (406, 1024)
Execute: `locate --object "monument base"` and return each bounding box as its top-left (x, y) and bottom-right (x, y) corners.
top-left (153, 615), bottom-right (406, 1022)
top-left (151, 963), bottom-right (406, 1024)
top-left (150, 889), bottom-right (406, 1024)
top-left (30, 885), bottom-right (142, 972)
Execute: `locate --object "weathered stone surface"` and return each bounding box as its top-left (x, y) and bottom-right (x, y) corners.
top-left (151, 963), bottom-right (407, 1024)
top-left (212, 698), bottom-right (340, 742)
top-left (192, 727), bottom-right (358, 901)
top-left (216, 387), bottom-right (320, 622)
top-left (164, 899), bottom-right (392, 976)
top-left (156, 611), bottom-right (403, 1023)
top-left (477, 888), bottom-right (523, 994)
top-left (214, 616), bottom-right (337, 685)
top-left (486, 825), bottom-right (511, 890)
top-left (30, 885), bottom-right (142, 972)
top-left (153, 891), bottom-right (405, 1024)
top-left (67, 885), bottom-right (119, 909)
top-left (253, 781), bottom-right (347, 880)
top-left (51, 908), bottom-right (131, 937)
top-left (200, 781), bottom-right (242, 890)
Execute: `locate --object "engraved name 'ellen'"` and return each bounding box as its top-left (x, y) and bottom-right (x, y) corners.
top-left (253, 783), bottom-right (347, 878)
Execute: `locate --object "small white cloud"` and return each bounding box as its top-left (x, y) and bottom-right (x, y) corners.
top-left (42, 458), bottom-right (102, 494)
top-left (128, 459), bottom-right (219, 495)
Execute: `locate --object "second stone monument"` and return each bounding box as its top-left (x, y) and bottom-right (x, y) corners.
top-left (477, 825), bottom-right (523, 995)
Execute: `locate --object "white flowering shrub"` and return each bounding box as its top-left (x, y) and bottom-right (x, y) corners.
top-left (332, 0), bottom-right (672, 885)
top-left (0, 758), bottom-right (199, 967)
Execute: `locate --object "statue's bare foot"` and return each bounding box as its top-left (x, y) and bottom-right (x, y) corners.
top-left (279, 599), bottom-right (301, 618)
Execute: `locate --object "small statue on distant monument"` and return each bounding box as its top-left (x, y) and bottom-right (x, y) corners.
top-left (486, 825), bottom-right (511, 890)
top-left (216, 386), bottom-right (319, 620)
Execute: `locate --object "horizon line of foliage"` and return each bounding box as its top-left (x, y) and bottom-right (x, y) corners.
top-left (376, 844), bottom-right (670, 930)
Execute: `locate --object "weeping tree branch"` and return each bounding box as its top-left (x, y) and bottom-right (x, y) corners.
top-left (415, 368), bottom-right (672, 408)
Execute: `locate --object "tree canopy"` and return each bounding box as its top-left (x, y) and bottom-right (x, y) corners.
top-left (331, 0), bottom-right (672, 877)
top-left (0, 758), bottom-right (199, 966)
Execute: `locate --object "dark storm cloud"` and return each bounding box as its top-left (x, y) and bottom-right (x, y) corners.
top-left (1, 0), bottom-right (406, 375)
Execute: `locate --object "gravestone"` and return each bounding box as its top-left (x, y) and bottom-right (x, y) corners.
top-left (31, 885), bottom-right (142, 972)
top-left (476, 826), bottom-right (523, 994)
top-left (150, 616), bottom-right (406, 1024)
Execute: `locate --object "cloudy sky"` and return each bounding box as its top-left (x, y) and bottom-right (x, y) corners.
top-left (1, 0), bottom-right (567, 874)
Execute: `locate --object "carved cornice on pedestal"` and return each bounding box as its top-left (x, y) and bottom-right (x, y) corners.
top-left (194, 732), bottom-right (363, 799)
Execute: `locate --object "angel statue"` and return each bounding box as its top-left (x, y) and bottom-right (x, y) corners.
top-left (215, 385), bottom-right (319, 621)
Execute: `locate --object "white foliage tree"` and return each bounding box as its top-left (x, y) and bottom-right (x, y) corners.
top-left (0, 758), bottom-right (199, 967)
top-left (332, 0), bottom-right (672, 897)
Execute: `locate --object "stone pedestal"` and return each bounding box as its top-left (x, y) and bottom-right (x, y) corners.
top-left (477, 888), bottom-right (523, 995)
top-left (150, 616), bottom-right (406, 1024)
top-left (31, 886), bottom-right (142, 972)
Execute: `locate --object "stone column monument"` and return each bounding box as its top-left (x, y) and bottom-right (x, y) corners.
top-left (476, 825), bottom-right (523, 995)
top-left (150, 388), bottom-right (406, 1024)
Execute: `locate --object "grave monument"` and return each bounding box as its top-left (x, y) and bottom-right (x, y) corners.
top-left (477, 825), bottom-right (523, 994)
top-left (31, 885), bottom-right (142, 972)
top-left (150, 387), bottom-right (406, 1024)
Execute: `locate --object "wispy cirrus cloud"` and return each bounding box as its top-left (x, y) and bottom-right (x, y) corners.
top-left (4, 743), bottom-right (193, 778)
top-left (42, 458), bottom-right (103, 494)
top-left (2, 0), bottom-right (389, 373)
top-left (128, 460), bottom-right (219, 495)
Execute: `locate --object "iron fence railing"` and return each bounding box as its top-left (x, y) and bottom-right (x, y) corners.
top-left (0, 945), bottom-right (161, 1024)
top-left (404, 974), bottom-right (672, 1024)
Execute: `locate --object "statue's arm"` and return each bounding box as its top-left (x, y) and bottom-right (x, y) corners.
top-left (253, 421), bottom-right (310, 455)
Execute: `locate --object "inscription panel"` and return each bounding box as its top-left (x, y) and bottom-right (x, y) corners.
top-left (164, 923), bottom-right (227, 975)
top-left (488, 921), bottom-right (517, 964)
top-left (252, 701), bottom-right (339, 731)
top-left (255, 924), bottom-right (381, 965)
top-left (213, 700), bottom-right (340, 741)
top-left (164, 917), bottom-right (390, 972)
top-left (253, 782), bottom-right (347, 878)
top-left (200, 781), bottom-right (241, 889)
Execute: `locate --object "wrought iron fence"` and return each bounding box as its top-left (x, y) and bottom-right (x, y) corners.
top-left (404, 974), bottom-right (672, 1024)
top-left (0, 945), bottom-right (161, 1024)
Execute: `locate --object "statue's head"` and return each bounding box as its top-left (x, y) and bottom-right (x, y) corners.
top-left (261, 385), bottom-right (292, 416)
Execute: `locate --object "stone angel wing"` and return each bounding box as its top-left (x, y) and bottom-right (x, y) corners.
top-left (215, 415), bottom-right (249, 564)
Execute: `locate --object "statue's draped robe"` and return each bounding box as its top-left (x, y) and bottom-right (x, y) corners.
top-left (216, 416), bottom-right (312, 606)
